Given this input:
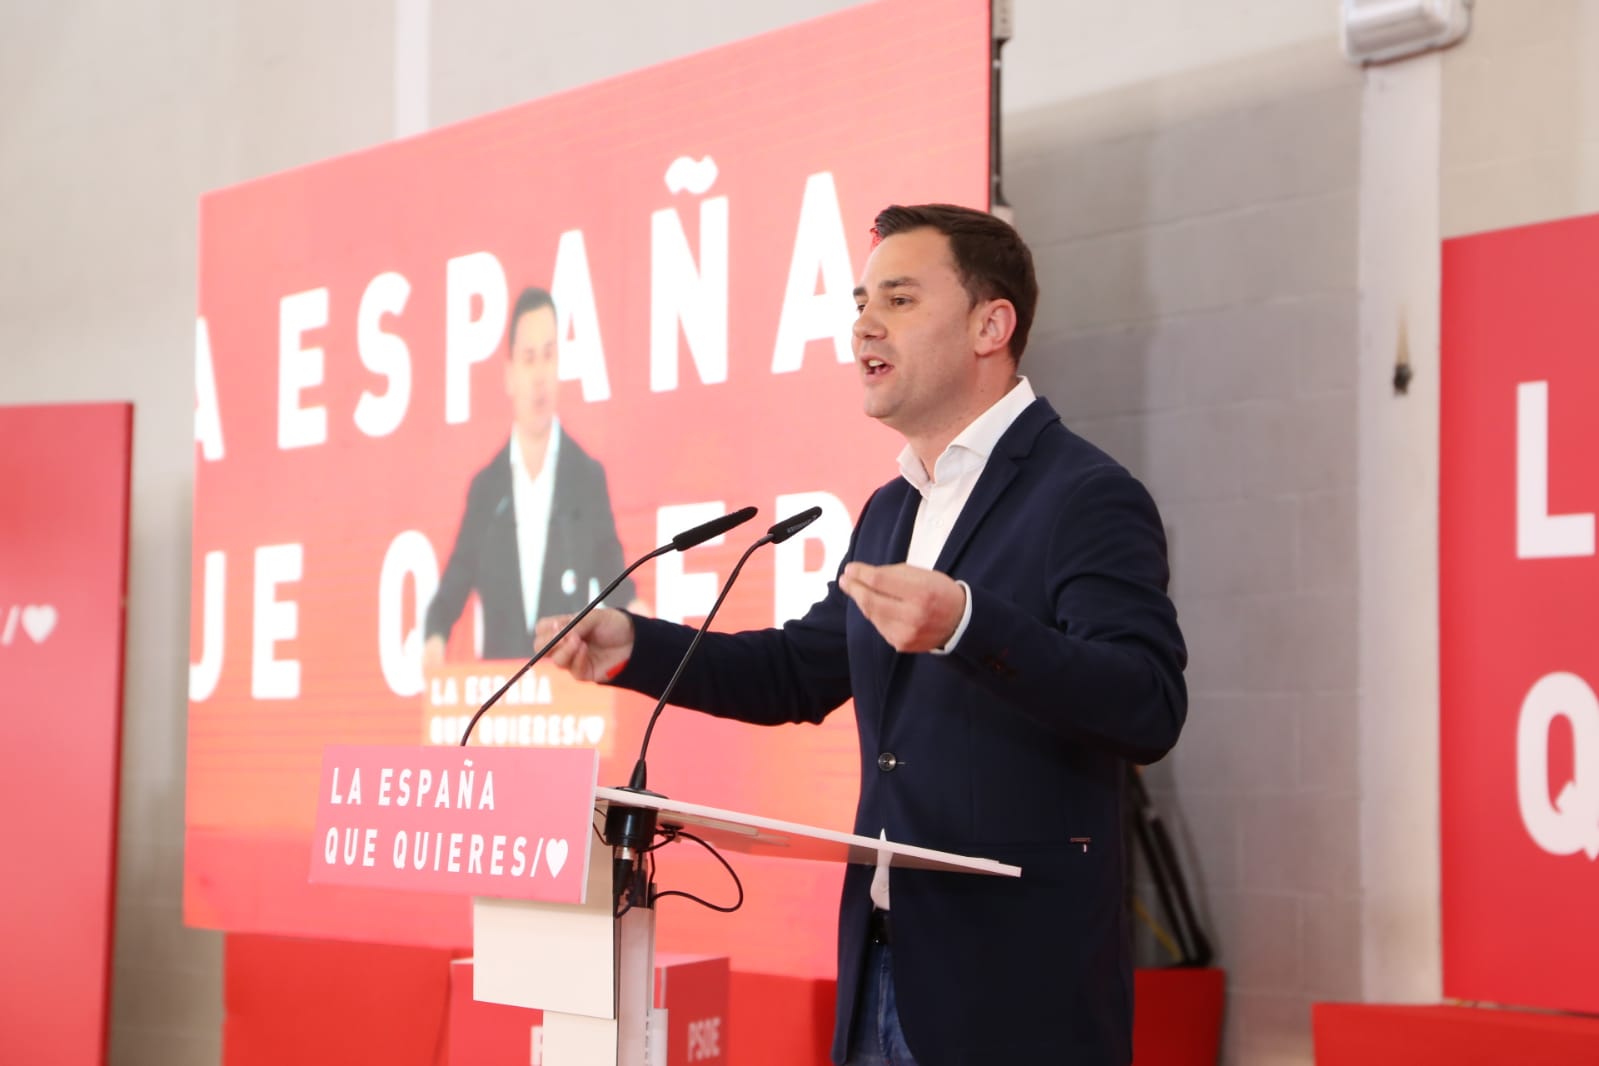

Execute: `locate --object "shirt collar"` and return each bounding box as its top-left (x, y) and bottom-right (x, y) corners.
top-left (509, 418), bottom-right (562, 482)
top-left (897, 377), bottom-right (1036, 495)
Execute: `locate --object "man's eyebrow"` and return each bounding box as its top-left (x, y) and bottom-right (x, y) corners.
top-left (852, 277), bottom-right (922, 299)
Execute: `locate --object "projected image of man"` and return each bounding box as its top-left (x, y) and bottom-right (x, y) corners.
top-left (423, 286), bottom-right (643, 666)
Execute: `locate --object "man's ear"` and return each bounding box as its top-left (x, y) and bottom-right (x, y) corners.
top-left (973, 298), bottom-right (1018, 357)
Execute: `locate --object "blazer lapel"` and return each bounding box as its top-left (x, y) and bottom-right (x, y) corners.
top-left (853, 482), bottom-right (921, 723)
top-left (885, 482), bottom-right (920, 566)
top-left (932, 398), bottom-right (1057, 574)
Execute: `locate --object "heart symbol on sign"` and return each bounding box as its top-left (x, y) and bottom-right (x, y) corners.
top-left (21, 605), bottom-right (57, 643)
top-left (580, 717), bottom-right (605, 746)
top-left (545, 838), bottom-right (569, 878)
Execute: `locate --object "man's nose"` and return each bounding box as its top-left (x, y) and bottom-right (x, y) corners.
top-left (853, 310), bottom-right (884, 341)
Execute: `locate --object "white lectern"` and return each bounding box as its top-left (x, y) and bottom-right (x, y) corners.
top-left (472, 786), bottom-right (1021, 1066)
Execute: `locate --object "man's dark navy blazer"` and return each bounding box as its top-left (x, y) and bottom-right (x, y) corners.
top-left (614, 397), bottom-right (1187, 1065)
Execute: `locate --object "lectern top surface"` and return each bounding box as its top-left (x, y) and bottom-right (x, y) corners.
top-left (593, 787), bottom-right (1021, 877)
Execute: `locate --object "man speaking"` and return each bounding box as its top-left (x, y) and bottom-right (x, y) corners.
top-left (540, 204), bottom-right (1187, 1066)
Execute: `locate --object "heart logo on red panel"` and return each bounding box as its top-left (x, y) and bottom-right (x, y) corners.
top-left (21, 605), bottom-right (57, 643)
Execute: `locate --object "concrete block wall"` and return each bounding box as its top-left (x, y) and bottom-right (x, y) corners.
top-left (1005, 38), bottom-right (1365, 1064)
top-left (1441, 0), bottom-right (1599, 238)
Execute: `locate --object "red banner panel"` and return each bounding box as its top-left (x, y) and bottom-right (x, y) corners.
top-left (1314, 1004), bottom-right (1599, 1066)
top-left (187, 0), bottom-right (991, 980)
top-left (1441, 213), bottom-right (1599, 1010)
top-left (223, 934), bottom-right (462, 1066)
top-left (0, 403), bottom-right (132, 1066)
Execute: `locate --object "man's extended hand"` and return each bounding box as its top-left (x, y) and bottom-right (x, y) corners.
top-left (534, 608), bottom-right (636, 683)
top-left (838, 562), bottom-right (966, 653)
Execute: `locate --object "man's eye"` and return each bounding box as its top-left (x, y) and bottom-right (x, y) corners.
top-left (890, 296), bottom-right (911, 306)
top-left (855, 304), bottom-right (866, 313)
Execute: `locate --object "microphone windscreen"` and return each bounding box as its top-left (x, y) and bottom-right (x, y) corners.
top-left (767, 505), bottom-right (824, 545)
top-left (671, 505), bottom-right (758, 551)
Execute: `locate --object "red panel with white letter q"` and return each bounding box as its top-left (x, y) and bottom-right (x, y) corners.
top-left (1441, 212), bottom-right (1599, 1012)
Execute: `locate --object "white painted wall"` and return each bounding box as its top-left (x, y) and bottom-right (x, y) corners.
top-left (1356, 56), bottom-right (1442, 1007)
top-left (1003, 0), bottom-right (1337, 112)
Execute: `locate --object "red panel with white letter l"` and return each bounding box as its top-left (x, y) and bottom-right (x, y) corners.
top-left (1441, 212), bottom-right (1599, 1012)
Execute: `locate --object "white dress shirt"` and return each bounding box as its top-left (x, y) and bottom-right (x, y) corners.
top-left (872, 377), bottom-right (1037, 911)
top-left (508, 420), bottom-right (562, 632)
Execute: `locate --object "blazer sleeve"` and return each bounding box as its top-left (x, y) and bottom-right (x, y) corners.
top-left (949, 464), bottom-right (1188, 764)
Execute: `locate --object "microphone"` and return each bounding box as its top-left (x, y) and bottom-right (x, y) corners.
top-left (624, 505), bottom-right (824, 791)
top-left (604, 505), bottom-right (822, 913)
top-left (456, 505), bottom-right (758, 745)
top-left (672, 506), bottom-right (759, 551)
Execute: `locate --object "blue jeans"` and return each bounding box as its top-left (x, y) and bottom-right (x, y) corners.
top-left (845, 942), bottom-right (919, 1065)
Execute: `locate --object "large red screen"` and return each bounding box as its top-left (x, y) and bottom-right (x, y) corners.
top-left (187, 0), bottom-right (990, 979)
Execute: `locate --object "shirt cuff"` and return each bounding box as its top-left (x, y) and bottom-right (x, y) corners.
top-left (930, 579), bottom-right (973, 656)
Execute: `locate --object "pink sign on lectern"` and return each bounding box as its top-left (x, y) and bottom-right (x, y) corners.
top-left (310, 745), bottom-right (599, 904)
